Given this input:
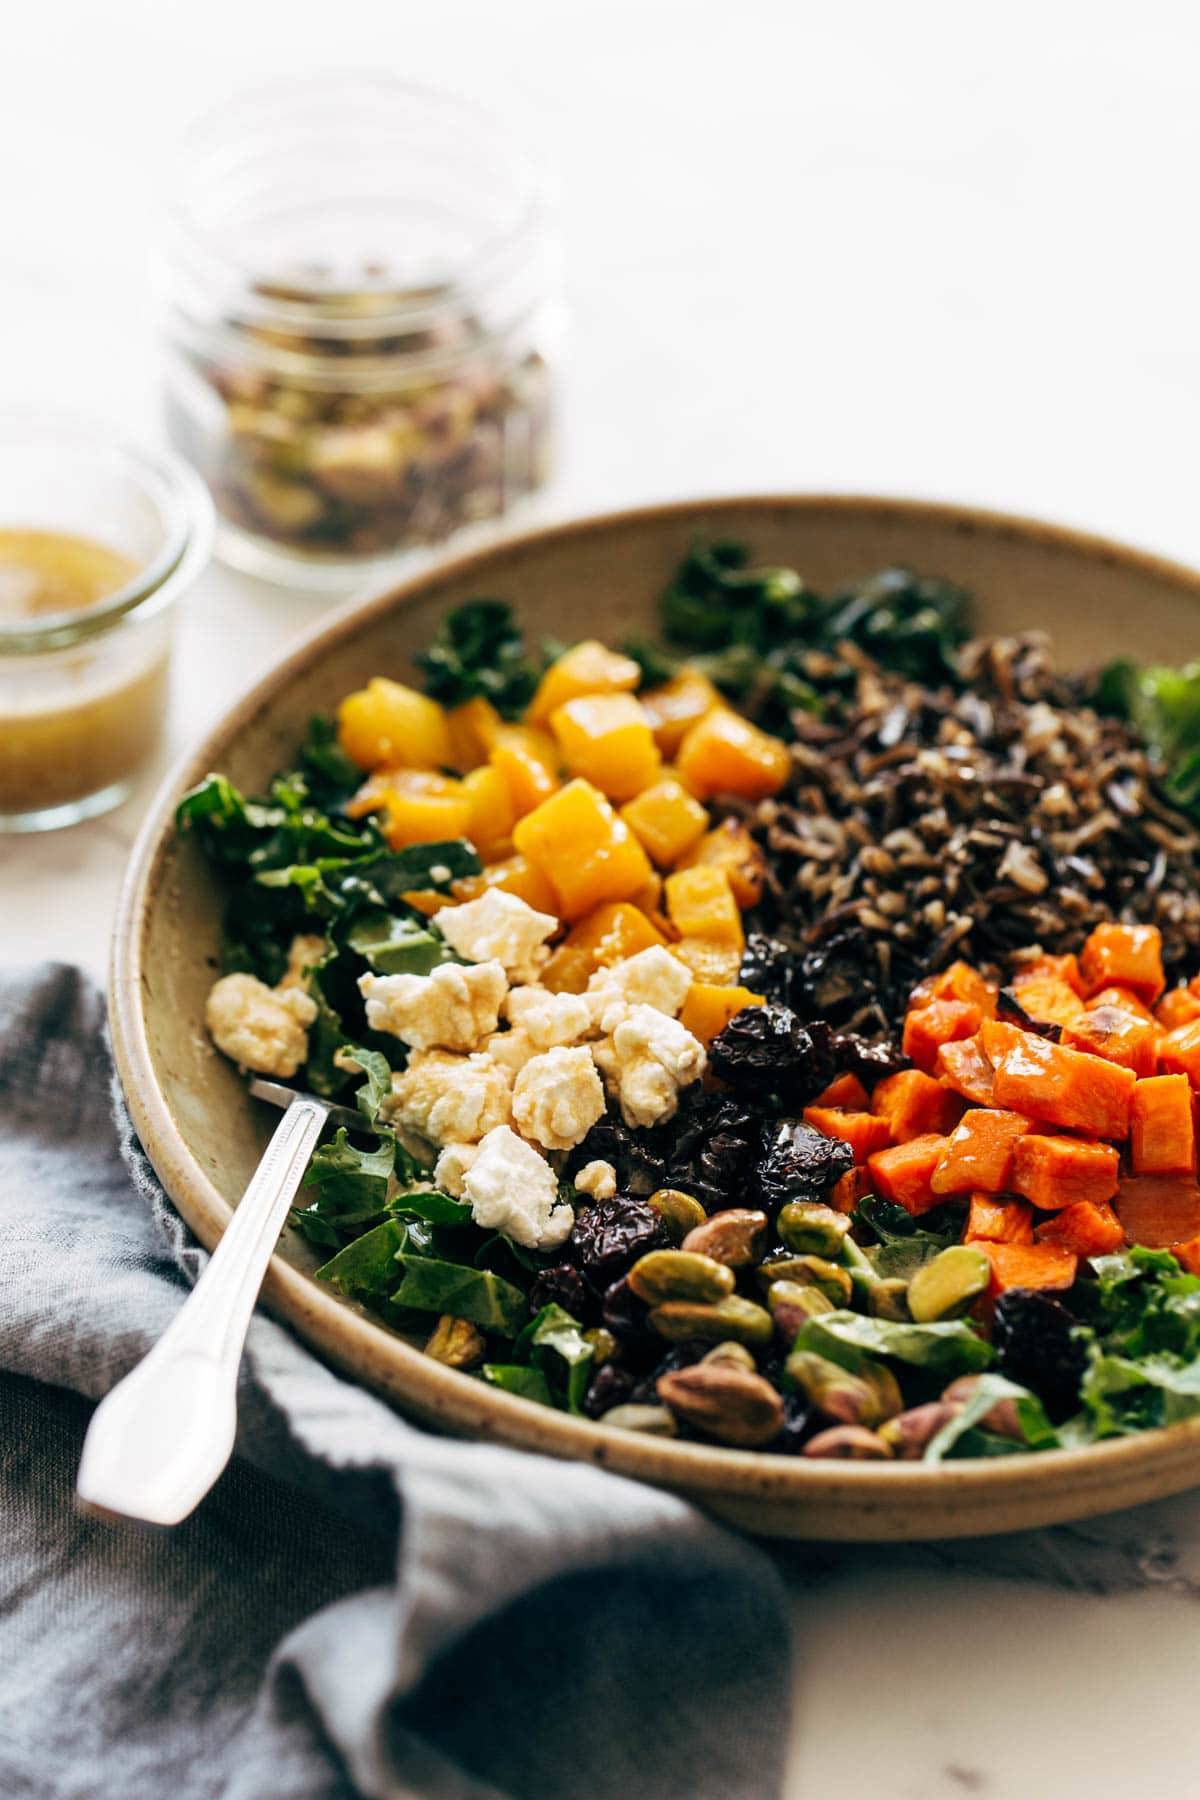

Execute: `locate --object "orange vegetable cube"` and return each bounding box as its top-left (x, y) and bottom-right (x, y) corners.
top-left (990, 1032), bottom-right (1135, 1140)
top-left (1088, 984), bottom-right (1156, 1022)
top-left (460, 764), bottom-right (515, 859)
top-left (513, 779), bottom-right (652, 921)
top-left (638, 668), bottom-right (721, 755)
top-left (1172, 1236), bottom-right (1200, 1277)
top-left (446, 696), bottom-right (504, 770)
top-left (803, 1106), bottom-right (892, 1165)
top-left (526, 639), bottom-right (641, 724)
top-left (1010, 1135), bottom-right (1120, 1210)
top-left (1014, 954), bottom-right (1086, 997)
top-left (1114, 1174), bottom-right (1200, 1249)
top-left (1006, 973), bottom-right (1084, 1030)
top-left (830, 1167), bottom-right (872, 1214)
top-left (539, 900), bottom-right (665, 993)
top-left (664, 865), bottom-right (744, 948)
top-left (452, 854), bottom-right (559, 916)
top-left (679, 983), bottom-right (764, 1047)
top-left (910, 961), bottom-right (998, 1016)
top-left (978, 1019), bottom-right (1030, 1065)
top-left (1035, 1200), bottom-right (1124, 1259)
top-left (936, 1035), bottom-right (996, 1107)
top-left (675, 818), bottom-right (767, 909)
top-left (378, 770), bottom-right (471, 847)
top-left (1157, 1018), bottom-right (1200, 1091)
top-left (816, 1073), bottom-right (871, 1112)
top-left (902, 999), bottom-right (983, 1073)
top-left (867, 1135), bottom-right (951, 1216)
top-left (1061, 1004), bottom-right (1159, 1078)
top-left (1156, 987), bottom-right (1200, 1032)
top-left (976, 1240), bottom-right (1077, 1298)
top-left (619, 778), bottom-right (709, 868)
top-left (550, 693), bottom-right (662, 801)
top-left (488, 725), bottom-right (561, 818)
top-left (964, 1193), bottom-right (1035, 1245)
top-left (670, 938), bottom-right (744, 986)
top-left (930, 1109), bottom-right (1033, 1195)
top-left (1079, 922), bottom-right (1166, 1004)
top-left (336, 677), bottom-right (452, 771)
top-left (872, 1069), bottom-right (963, 1141)
top-left (1130, 1074), bottom-right (1197, 1175)
top-left (675, 707), bottom-right (791, 800)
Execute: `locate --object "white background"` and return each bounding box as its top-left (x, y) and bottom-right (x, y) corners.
top-left (5, 4), bottom-right (1200, 1793)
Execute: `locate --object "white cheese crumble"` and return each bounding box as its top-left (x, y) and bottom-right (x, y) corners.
top-left (593, 1003), bottom-right (706, 1128)
top-left (504, 985), bottom-right (593, 1049)
top-left (359, 960), bottom-right (507, 1052)
top-left (433, 1142), bottom-right (480, 1198)
top-left (573, 1159), bottom-right (618, 1200)
top-left (277, 933), bottom-right (328, 992)
top-left (432, 888), bottom-right (558, 985)
top-left (511, 1045), bottom-right (606, 1151)
top-left (205, 973), bottom-right (318, 1079)
top-left (385, 1050), bottom-right (512, 1144)
top-left (586, 945), bottom-right (693, 1029)
top-left (460, 1125), bottom-right (575, 1249)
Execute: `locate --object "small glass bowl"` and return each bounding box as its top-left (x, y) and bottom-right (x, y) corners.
top-left (0, 417), bottom-right (213, 833)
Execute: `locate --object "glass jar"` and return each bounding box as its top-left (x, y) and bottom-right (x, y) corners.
top-left (0, 419), bottom-right (213, 833)
top-left (160, 78), bottom-right (561, 592)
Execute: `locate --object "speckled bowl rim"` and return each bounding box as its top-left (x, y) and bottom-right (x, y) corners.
top-left (110, 493), bottom-right (1200, 1539)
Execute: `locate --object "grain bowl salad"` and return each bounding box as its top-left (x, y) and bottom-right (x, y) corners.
top-left (178, 541), bottom-right (1200, 1462)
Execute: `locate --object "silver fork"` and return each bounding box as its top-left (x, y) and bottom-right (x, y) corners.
top-left (75, 1080), bottom-right (361, 1527)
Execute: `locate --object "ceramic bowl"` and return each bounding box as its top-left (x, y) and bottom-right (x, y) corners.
top-left (111, 494), bottom-right (1200, 1539)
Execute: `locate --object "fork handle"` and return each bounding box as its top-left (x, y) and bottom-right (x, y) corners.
top-left (76, 1098), bottom-right (326, 1526)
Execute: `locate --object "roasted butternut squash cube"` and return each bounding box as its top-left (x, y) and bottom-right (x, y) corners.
top-left (638, 668), bottom-right (722, 755)
top-left (1079, 922), bottom-right (1166, 1004)
top-left (664, 865), bottom-right (744, 948)
top-left (513, 778), bottom-right (653, 920)
top-left (446, 696), bottom-right (504, 770)
top-left (451, 854), bottom-right (559, 916)
top-left (540, 901), bottom-right (666, 992)
top-left (337, 677), bottom-right (452, 771)
top-left (488, 725), bottom-right (560, 818)
top-left (526, 639), bottom-right (641, 724)
top-left (679, 983), bottom-right (764, 1047)
top-left (1156, 987), bottom-right (1200, 1032)
top-left (378, 769), bottom-right (472, 847)
top-left (550, 693), bottom-right (662, 801)
top-left (461, 765), bottom-right (515, 859)
top-left (675, 707), bottom-right (791, 800)
top-left (676, 818), bottom-right (766, 907)
top-left (670, 939), bottom-right (744, 985)
top-left (620, 777), bottom-right (709, 867)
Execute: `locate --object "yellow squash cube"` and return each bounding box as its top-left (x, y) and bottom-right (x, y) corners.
top-left (450, 854), bottom-right (560, 916)
top-left (461, 764), bottom-right (515, 859)
top-left (549, 693), bottom-right (661, 801)
top-left (679, 983), bottom-right (765, 1047)
top-left (620, 778), bottom-right (710, 868)
top-left (337, 677), bottom-right (453, 771)
top-left (541, 901), bottom-right (666, 993)
top-left (380, 770), bottom-right (472, 847)
top-left (446, 696), bottom-right (504, 771)
top-left (513, 778), bottom-right (653, 921)
top-left (676, 818), bottom-right (766, 908)
top-left (488, 725), bottom-right (561, 817)
top-left (671, 939), bottom-right (744, 986)
top-left (664, 864), bottom-right (744, 948)
top-left (526, 639), bottom-right (641, 724)
top-left (675, 707), bottom-right (790, 800)
top-left (639, 668), bottom-right (721, 755)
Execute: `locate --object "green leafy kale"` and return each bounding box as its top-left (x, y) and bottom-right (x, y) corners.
top-left (345, 908), bottom-right (461, 975)
top-left (854, 1195), bottom-right (967, 1282)
top-left (923, 1374), bottom-right (1058, 1463)
top-left (391, 1256), bottom-right (528, 1334)
top-left (1095, 658), bottom-right (1200, 815)
top-left (792, 1309), bottom-right (994, 1377)
top-left (513, 1303), bottom-right (595, 1414)
top-left (314, 1218), bottom-right (407, 1296)
top-left (414, 599), bottom-right (543, 717)
top-left (1062, 1248), bottom-right (1200, 1438)
top-left (480, 1365), bottom-right (555, 1405)
top-left (822, 567), bottom-right (971, 685)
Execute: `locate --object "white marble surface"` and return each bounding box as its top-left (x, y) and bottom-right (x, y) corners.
top-left (6, 4), bottom-right (1200, 1794)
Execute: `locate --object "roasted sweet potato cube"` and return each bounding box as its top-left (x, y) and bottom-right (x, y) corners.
top-left (1115, 1173), bottom-right (1200, 1248)
top-left (1089, 984), bottom-right (1157, 1022)
top-left (990, 1032), bottom-right (1135, 1140)
top-left (1079, 922), bottom-right (1166, 1005)
top-left (902, 999), bottom-right (982, 1073)
top-left (829, 1166), bottom-right (872, 1214)
top-left (1156, 988), bottom-right (1200, 1032)
top-left (979, 1019), bottom-right (1031, 1065)
top-left (1061, 1004), bottom-right (1159, 1078)
top-left (816, 1072), bottom-right (871, 1111)
top-left (1010, 1135), bottom-right (1120, 1210)
top-left (1171, 1236), bottom-right (1200, 1277)
top-left (1157, 1019), bottom-right (1200, 1091)
top-left (964, 1193), bottom-right (1035, 1245)
top-left (909, 961), bottom-right (998, 1017)
top-left (1014, 953), bottom-right (1086, 997)
top-left (867, 1134), bottom-right (950, 1216)
top-left (930, 1109), bottom-right (1032, 1195)
top-left (803, 1106), bottom-right (892, 1165)
top-left (976, 1240), bottom-right (1077, 1297)
top-left (1007, 972), bottom-right (1085, 1030)
top-left (1130, 1074), bottom-right (1197, 1176)
top-left (1034, 1199), bottom-right (1124, 1259)
top-left (872, 1069), bottom-right (963, 1140)
top-left (936, 1034), bottom-right (996, 1107)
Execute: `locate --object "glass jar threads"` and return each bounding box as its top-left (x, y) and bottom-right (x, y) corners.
top-left (160, 78), bottom-right (561, 591)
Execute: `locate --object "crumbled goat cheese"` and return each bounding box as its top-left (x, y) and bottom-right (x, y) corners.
top-left (504, 985), bottom-right (593, 1049)
top-left (483, 1027), bottom-right (538, 1077)
top-left (586, 945), bottom-right (693, 1029)
top-left (385, 1050), bottom-right (512, 1144)
top-left (277, 933), bottom-right (328, 992)
top-left (433, 1142), bottom-right (480, 1198)
top-left (460, 1125), bottom-right (574, 1249)
top-left (432, 888), bottom-right (558, 984)
top-left (360, 960), bottom-right (507, 1051)
top-left (573, 1159), bottom-right (618, 1200)
top-left (593, 1003), bottom-right (707, 1128)
top-left (511, 1045), bottom-right (606, 1151)
top-left (205, 973), bottom-right (317, 1079)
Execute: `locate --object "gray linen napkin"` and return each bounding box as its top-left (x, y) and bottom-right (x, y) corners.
top-left (0, 964), bottom-right (794, 1800)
